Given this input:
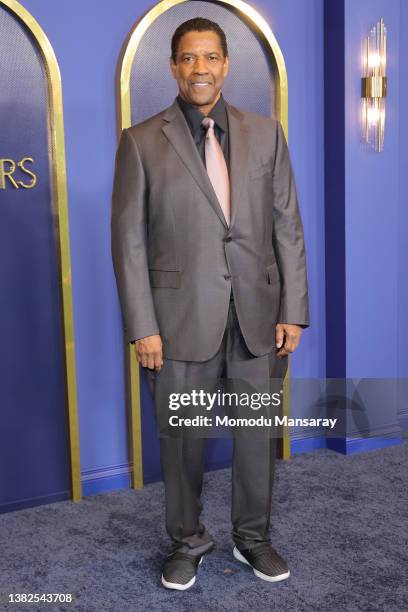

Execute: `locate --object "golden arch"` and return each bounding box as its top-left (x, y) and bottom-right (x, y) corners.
top-left (116, 0), bottom-right (291, 489)
top-left (1, 0), bottom-right (81, 500)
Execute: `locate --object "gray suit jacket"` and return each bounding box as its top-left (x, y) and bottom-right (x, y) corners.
top-left (111, 98), bottom-right (309, 361)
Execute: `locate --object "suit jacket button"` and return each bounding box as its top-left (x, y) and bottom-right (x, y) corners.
top-left (224, 237), bottom-right (232, 242)
top-left (224, 274), bottom-right (231, 280)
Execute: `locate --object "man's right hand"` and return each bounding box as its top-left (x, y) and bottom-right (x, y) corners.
top-left (134, 335), bottom-right (163, 371)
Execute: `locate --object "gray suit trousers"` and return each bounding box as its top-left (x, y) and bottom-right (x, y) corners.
top-left (145, 301), bottom-right (288, 556)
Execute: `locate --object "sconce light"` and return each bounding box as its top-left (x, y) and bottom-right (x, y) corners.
top-left (361, 18), bottom-right (387, 152)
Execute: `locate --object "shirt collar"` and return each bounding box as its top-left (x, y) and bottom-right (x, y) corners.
top-left (176, 92), bottom-right (228, 138)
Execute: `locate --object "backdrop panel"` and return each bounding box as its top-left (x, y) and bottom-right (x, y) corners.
top-left (0, 3), bottom-right (76, 511)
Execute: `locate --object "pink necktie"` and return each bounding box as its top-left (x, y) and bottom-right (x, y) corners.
top-left (201, 117), bottom-right (230, 227)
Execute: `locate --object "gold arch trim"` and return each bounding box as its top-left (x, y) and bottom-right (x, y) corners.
top-left (117, 0), bottom-right (291, 489)
top-left (1, 0), bottom-right (82, 500)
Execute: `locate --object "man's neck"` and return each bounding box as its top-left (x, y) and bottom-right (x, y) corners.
top-left (178, 91), bottom-right (222, 116)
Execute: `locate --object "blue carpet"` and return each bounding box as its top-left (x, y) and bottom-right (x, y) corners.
top-left (0, 440), bottom-right (407, 611)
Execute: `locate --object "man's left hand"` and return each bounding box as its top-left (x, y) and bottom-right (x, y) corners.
top-left (275, 323), bottom-right (303, 357)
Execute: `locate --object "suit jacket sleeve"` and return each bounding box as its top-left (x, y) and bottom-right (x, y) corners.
top-left (111, 128), bottom-right (160, 342)
top-left (272, 120), bottom-right (310, 328)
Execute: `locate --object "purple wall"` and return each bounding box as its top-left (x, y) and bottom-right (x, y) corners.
top-left (344, 0), bottom-right (402, 449)
top-left (345, 0), bottom-right (400, 378)
top-left (323, 0), bottom-right (403, 455)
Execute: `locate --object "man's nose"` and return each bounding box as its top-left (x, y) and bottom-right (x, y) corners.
top-left (193, 56), bottom-right (209, 73)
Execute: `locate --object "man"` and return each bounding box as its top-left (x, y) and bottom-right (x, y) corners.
top-left (111, 17), bottom-right (309, 591)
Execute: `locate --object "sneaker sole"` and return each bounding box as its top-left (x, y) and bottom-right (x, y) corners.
top-left (161, 556), bottom-right (203, 590)
top-left (233, 546), bottom-right (290, 582)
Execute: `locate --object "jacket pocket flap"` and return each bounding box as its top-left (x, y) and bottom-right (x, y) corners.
top-left (266, 262), bottom-right (280, 284)
top-left (149, 270), bottom-right (181, 288)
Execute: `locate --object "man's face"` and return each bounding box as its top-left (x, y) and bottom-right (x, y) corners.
top-left (170, 30), bottom-right (229, 114)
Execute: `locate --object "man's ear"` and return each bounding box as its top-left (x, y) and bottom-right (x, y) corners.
top-left (169, 56), bottom-right (177, 78)
top-left (223, 55), bottom-right (230, 78)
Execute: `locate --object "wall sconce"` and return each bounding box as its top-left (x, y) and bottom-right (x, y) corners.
top-left (361, 18), bottom-right (387, 152)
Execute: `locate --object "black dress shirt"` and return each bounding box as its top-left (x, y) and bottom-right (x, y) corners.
top-left (176, 93), bottom-right (230, 170)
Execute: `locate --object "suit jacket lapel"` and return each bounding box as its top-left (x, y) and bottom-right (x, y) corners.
top-left (226, 103), bottom-right (249, 229)
top-left (161, 100), bottom-right (228, 228)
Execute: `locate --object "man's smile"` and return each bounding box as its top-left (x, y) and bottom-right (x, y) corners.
top-left (190, 82), bottom-right (212, 88)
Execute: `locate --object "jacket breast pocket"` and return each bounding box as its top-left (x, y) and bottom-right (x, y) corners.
top-left (149, 270), bottom-right (181, 288)
top-left (265, 262), bottom-right (280, 285)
